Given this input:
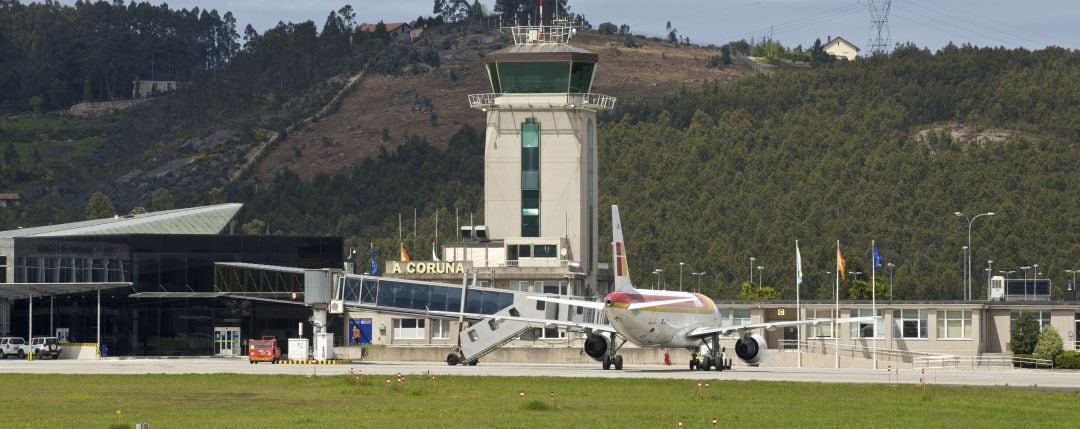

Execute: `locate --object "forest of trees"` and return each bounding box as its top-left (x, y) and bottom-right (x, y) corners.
top-left (237, 43), bottom-right (1080, 302)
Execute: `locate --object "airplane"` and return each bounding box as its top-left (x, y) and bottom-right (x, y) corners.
top-left (433, 205), bottom-right (877, 371)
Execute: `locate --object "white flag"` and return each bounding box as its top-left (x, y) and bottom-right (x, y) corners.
top-left (432, 242), bottom-right (440, 262)
top-left (795, 241), bottom-right (804, 285)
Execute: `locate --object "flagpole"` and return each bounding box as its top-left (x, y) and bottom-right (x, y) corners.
top-left (835, 240), bottom-right (840, 369)
top-left (796, 240), bottom-right (801, 369)
top-left (872, 240), bottom-right (878, 370)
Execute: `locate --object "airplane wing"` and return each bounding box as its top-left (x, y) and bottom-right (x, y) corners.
top-left (685, 316), bottom-right (880, 339)
top-left (526, 295), bottom-right (696, 310)
top-left (426, 309), bottom-right (615, 333)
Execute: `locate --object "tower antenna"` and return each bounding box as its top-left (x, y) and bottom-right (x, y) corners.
top-left (866, 0), bottom-right (892, 55)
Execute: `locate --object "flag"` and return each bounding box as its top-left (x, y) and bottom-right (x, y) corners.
top-left (795, 241), bottom-right (804, 286)
top-left (432, 242), bottom-right (440, 262)
top-left (837, 242), bottom-right (846, 280)
top-left (400, 243), bottom-right (410, 262)
top-left (369, 243), bottom-right (379, 276)
top-left (873, 243), bottom-right (884, 268)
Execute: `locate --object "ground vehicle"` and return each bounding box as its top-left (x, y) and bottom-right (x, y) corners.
top-left (30, 337), bottom-right (62, 359)
top-left (0, 337), bottom-right (27, 359)
top-left (247, 336), bottom-right (280, 364)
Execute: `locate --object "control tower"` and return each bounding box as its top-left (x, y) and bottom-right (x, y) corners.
top-left (468, 19), bottom-right (615, 292)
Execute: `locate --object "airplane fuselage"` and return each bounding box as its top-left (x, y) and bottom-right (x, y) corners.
top-left (604, 290), bottom-right (721, 349)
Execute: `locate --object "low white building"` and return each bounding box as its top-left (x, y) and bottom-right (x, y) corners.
top-left (824, 36), bottom-right (860, 61)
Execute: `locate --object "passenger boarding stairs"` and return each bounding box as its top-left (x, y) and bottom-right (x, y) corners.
top-left (331, 274), bottom-right (599, 365)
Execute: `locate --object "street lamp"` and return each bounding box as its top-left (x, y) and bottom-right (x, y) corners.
top-left (691, 271), bottom-right (706, 293)
top-left (955, 211), bottom-right (995, 301)
top-left (679, 262), bottom-right (685, 292)
top-left (756, 266), bottom-right (764, 288)
top-left (652, 269), bottom-right (663, 290)
top-left (961, 246), bottom-right (968, 299)
top-left (1066, 269), bottom-right (1079, 293)
top-left (749, 257), bottom-right (756, 284)
top-left (848, 271), bottom-right (862, 281)
top-left (886, 263), bottom-right (895, 300)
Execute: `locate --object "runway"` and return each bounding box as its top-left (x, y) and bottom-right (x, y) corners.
top-left (1, 358), bottom-right (1077, 389)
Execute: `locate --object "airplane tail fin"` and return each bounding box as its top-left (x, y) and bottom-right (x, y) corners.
top-left (611, 205), bottom-right (637, 293)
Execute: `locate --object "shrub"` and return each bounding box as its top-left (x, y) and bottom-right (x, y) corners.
top-left (1054, 350), bottom-right (1080, 369)
top-left (1009, 311), bottom-right (1039, 354)
top-left (1033, 324), bottom-right (1063, 362)
top-left (1012, 353), bottom-right (1035, 368)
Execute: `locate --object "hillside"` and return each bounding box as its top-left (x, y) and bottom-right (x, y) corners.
top-left (252, 28), bottom-right (746, 181)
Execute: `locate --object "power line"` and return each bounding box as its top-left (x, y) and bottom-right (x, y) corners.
top-left (898, 0), bottom-right (1046, 47)
top-left (905, 0), bottom-right (1052, 47)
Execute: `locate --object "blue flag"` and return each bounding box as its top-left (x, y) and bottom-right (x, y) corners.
top-left (369, 243), bottom-right (379, 276)
top-left (872, 243), bottom-right (884, 268)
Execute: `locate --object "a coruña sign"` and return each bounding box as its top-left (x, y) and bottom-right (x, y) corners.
top-left (388, 261), bottom-right (467, 275)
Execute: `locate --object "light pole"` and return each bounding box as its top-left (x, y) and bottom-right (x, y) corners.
top-left (691, 271), bottom-right (706, 293)
top-left (887, 263), bottom-right (895, 300)
top-left (1066, 269), bottom-right (1079, 293)
top-left (961, 246), bottom-right (968, 299)
top-left (749, 257), bottom-right (756, 284)
top-left (848, 271), bottom-right (862, 281)
top-left (679, 262), bottom-right (685, 292)
top-left (652, 269), bottom-right (662, 290)
top-left (756, 266), bottom-right (764, 289)
top-left (1020, 266), bottom-right (1031, 300)
top-left (986, 260), bottom-right (993, 300)
top-left (955, 211), bottom-right (995, 301)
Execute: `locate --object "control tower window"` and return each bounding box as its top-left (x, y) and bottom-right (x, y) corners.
top-left (498, 62), bottom-right (571, 93)
top-left (569, 62), bottom-right (595, 93)
top-left (521, 119), bottom-right (540, 237)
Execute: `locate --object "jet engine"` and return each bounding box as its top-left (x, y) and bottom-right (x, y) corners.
top-left (583, 332), bottom-right (610, 361)
top-left (734, 333), bottom-right (766, 365)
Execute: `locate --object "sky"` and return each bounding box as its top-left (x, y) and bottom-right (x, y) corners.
top-left (55, 1), bottom-right (1080, 52)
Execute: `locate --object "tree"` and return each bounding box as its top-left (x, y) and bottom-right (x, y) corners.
top-left (86, 191), bottom-right (116, 220)
top-left (596, 22), bottom-right (617, 35)
top-left (208, 187), bottom-right (226, 204)
top-left (848, 279), bottom-right (891, 300)
top-left (130, 206), bottom-right (147, 215)
top-left (735, 282), bottom-right (779, 300)
top-left (1033, 324), bottom-right (1063, 362)
top-left (4, 143), bottom-right (18, 169)
top-left (150, 187), bottom-right (175, 211)
top-left (28, 96), bottom-right (43, 114)
top-left (242, 218), bottom-right (266, 235)
top-left (1009, 312), bottom-right (1039, 354)
top-left (83, 75), bottom-right (91, 102)
top-left (618, 24), bottom-right (630, 36)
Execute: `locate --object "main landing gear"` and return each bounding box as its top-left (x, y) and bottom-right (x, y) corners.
top-left (601, 333), bottom-right (628, 370)
top-left (689, 334), bottom-right (733, 371)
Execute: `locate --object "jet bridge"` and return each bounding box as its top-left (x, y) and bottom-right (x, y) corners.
top-left (331, 273), bottom-right (599, 365)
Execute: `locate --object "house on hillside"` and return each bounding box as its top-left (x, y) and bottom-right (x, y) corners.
top-left (358, 22), bottom-right (413, 43)
top-left (132, 80), bottom-right (179, 98)
top-left (823, 36), bottom-right (859, 61)
top-left (0, 193), bottom-right (19, 208)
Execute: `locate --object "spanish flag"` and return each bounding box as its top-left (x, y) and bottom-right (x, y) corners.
top-left (400, 243), bottom-right (410, 262)
top-left (837, 241), bottom-right (846, 280)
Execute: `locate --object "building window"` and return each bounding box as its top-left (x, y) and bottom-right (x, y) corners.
top-left (850, 309), bottom-right (884, 338)
top-left (393, 319), bottom-right (426, 340)
top-left (510, 281), bottom-right (530, 292)
top-left (894, 309), bottom-right (928, 339)
top-left (936, 310), bottom-right (972, 339)
top-left (1010, 310), bottom-right (1051, 331)
top-left (733, 309), bottom-right (751, 327)
top-left (534, 245), bottom-right (556, 258)
top-left (521, 119), bottom-right (540, 237)
top-left (432, 320), bottom-right (451, 340)
top-left (542, 327), bottom-right (566, 339)
top-left (809, 309), bottom-right (835, 338)
top-left (1075, 313), bottom-right (1080, 351)
top-left (538, 280), bottom-right (567, 295)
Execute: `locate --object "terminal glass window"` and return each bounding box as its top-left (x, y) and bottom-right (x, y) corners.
top-left (486, 63), bottom-right (502, 92)
top-left (569, 61), bottom-right (595, 93)
top-left (850, 309), bottom-right (884, 338)
top-left (894, 309), bottom-right (928, 339)
top-left (534, 245), bottom-right (556, 258)
top-left (496, 61), bottom-right (571, 93)
top-left (809, 309), bottom-right (835, 338)
top-left (393, 319), bottom-right (425, 340)
top-left (936, 310), bottom-right (972, 339)
top-left (521, 119), bottom-right (540, 237)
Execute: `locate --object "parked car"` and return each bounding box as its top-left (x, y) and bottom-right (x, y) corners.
top-left (30, 337), bottom-right (62, 359)
top-left (0, 337), bottom-right (27, 359)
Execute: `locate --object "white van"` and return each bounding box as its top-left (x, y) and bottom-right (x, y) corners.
top-left (0, 337), bottom-right (28, 359)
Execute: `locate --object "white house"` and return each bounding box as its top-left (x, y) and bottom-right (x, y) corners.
top-left (823, 36), bottom-right (859, 61)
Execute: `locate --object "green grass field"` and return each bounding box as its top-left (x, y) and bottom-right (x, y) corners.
top-left (0, 373), bottom-right (1076, 428)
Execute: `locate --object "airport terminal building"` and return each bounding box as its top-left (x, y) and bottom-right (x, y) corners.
top-left (0, 204), bottom-right (342, 356)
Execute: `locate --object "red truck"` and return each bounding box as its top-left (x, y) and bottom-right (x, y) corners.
top-left (247, 336), bottom-right (281, 364)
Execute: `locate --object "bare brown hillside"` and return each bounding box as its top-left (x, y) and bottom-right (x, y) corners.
top-left (254, 30), bottom-right (746, 181)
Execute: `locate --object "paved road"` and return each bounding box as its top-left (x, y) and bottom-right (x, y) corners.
top-left (1, 358), bottom-right (1077, 389)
